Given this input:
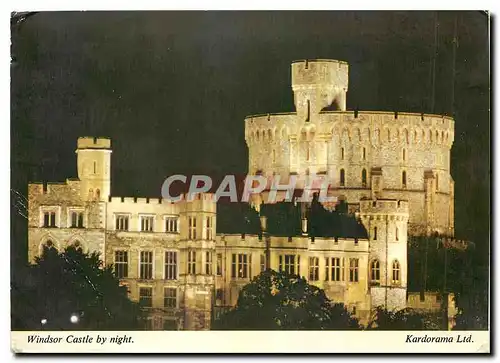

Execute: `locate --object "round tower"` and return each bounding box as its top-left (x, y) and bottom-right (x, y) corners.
top-left (291, 59), bottom-right (349, 121)
top-left (358, 199), bottom-right (409, 312)
top-left (75, 137), bottom-right (112, 201)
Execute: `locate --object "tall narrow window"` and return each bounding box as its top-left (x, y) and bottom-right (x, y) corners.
top-left (238, 254), bottom-right (248, 278)
top-left (164, 251), bottom-right (178, 280)
top-left (330, 257), bottom-right (341, 281)
top-left (349, 258), bottom-right (359, 282)
top-left (206, 216), bottom-right (213, 240)
top-left (71, 211), bottom-right (84, 228)
top-left (436, 173), bottom-right (439, 191)
top-left (341, 147), bottom-right (344, 160)
top-left (231, 254), bottom-right (237, 278)
top-left (216, 253), bottom-right (223, 276)
top-left (363, 147), bottom-right (366, 160)
top-left (402, 148), bottom-right (406, 161)
top-left (260, 254), bottom-right (266, 273)
top-left (306, 99), bottom-right (310, 122)
top-left (141, 216), bottom-right (154, 232)
top-left (340, 169), bottom-right (345, 187)
top-left (139, 287), bottom-right (153, 308)
top-left (164, 288), bottom-right (177, 308)
top-left (361, 168), bottom-right (367, 187)
top-left (188, 250), bottom-right (196, 275)
top-left (205, 251), bottom-right (213, 275)
top-left (308, 257), bottom-right (319, 281)
top-left (43, 211), bottom-right (56, 227)
top-left (370, 260), bottom-right (380, 283)
top-left (325, 257), bottom-right (330, 281)
top-left (373, 226), bottom-right (378, 241)
top-left (392, 260), bottom-right (401, 284)
top-left (188, 216), bottom-right (197, 240)
top-left (93, 161), bottom-right (97, 174)
top-left (114, 251), bottom-right (128, 278)
top-left (140, 251), bottom-right (153, 279)
top-left (402, 170), bottom-right (407, 188)
top-left (396, 227), bottom-right (399, 241)
top-left (283, 255), bottom-right (296, 275)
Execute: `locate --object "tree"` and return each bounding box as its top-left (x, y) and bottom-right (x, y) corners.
top-left (212, 270), bottom-right (359, 330)
top-left (11, 245), bottom-right (144, 330)
top-left (367, 307), bottom-right (441, 330)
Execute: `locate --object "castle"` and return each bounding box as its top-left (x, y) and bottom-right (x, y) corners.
top-left (27, 59), bottom-right (456, 329)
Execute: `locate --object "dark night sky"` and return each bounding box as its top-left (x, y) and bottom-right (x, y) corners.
top-left (11, 11), bottom-right (489, 252)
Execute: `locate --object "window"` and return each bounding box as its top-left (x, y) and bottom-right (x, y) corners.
top-left (392, 260), bottom-right (401, 284)
top-left (231, 254), bottom-right (249, 279)
top-left (402, 170), bottom-right (407, 188)
top-left (279, 255), bottom-right (296, 275)
top-left (361, 169), bottom-right (367, 187)
top-left (140, 251), bottom-right (153, 279)
top-left (363, 147), bottom-right (366, 160)
top-left (188, 250), bottom-right (196, 275)
top-left (370, 260), bottom-right (380, 283)
top-left (139, 287), bottom-right (153, 307)
top-left (70, 211), bottom-right (84, 228)
top-left (141, 216), bottom-right (154, 232)
top-left (93, 161), bottom-right (97, 174)
top-left (165, 217), bottom-right (178, 233)
top-left (341, 147), bottom-right (344, 160)
top-left (164, 287), bottom-right (177, 308)
top-left (43, 211), bottom-right (56, 227)
top-left (206, 216), bottom-right (213, 240)
top-left (396, 227), bottom-right (399, 241)
top-left (308, 257), bottom-right (319, 281)
top-left (205, 252), bottom-right (213, 275)
top-left (116, 215), bottom-right (129, 231)
top-left (349, 258), bottom-right (359, 282)
top-left (216, 253), bottom-right (223, 276)
top-left (260, 254), bottom-right (266, 273)
top-left (340, 169), bottom-right (345, 187)
top-left (436, 173), bottom-right (439, 191)
top-left (325, 257), bottom-right (329, 281)
top-left (164, 251), bottom-right (178, 280)
top-left (331, 257), bottom-right (341, 281)
top-left (188, 216), bottom-right (197, 240)
top-left (373, 226), bottom-right (378, 240)
top-left (402, 148), bottom-right (406, 161)
top-left (114, 251), bottom-right (128, 278)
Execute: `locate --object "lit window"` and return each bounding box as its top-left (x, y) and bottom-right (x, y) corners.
top-left (114, 251), bottom-right (128, 278)
top-left (308, 257), bottom-right (319, 281)
top-left (188, 250), bottom-right (196, 275)
top-left (206, 216), bottom-right (213, 240)
top-left (370, 260), bottom-right (380, 283)
top-left (331, 257), bottom-right (341, 281)
top-left (231, 254), bottom-right (249, 279)
top-left (349, 258), bottom-right (359, 282)
top-left (115, 215), bottom-right (129, 231)
top-left (392, 260), bottom-right (401, 284)
top-left (141, 216), bottom-right (154, 232)
top-left (164, 251), bottom-right (178, 280)
top-left (140, 251), bottom-right (153, 279)
top-left (279, 255), bottom-right (297, 275)
top-left (165, 217), bottom-right (178, 233)
top-left (164, 287), bottom-right (177, 308)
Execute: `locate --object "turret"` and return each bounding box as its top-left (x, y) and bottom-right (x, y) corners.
top-left (291, 59), bottom-right (349, 121)
top-left (75, 137), bottom-right (112, 201)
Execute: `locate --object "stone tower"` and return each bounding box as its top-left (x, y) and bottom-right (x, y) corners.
top-left (359, 199), bottom-right (409, 312)
top-left (75, 137), bottom-right (112, 201)
top-left (291, 59), bottom-right (349, 120)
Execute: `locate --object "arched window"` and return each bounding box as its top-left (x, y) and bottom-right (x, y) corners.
top-left (402, 171), bottom-right (407, 188)
top-left (392, 260), bottom-right (401, 284)
top-left (340, 169), bottom-right (345, 187)
top-left (361, 168), bottom-right (367, 188)
top-left (373, 226), bottom-right (378, 241)
top-left (370, 260), bottom-right (380, 283)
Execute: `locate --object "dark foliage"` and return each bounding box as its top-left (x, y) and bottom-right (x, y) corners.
top-left (11, 246), bottom-right (144, 330)
top-left (260, 202), bottom-right (302, 236)
top-left (212, 270), bottom-right (360, 330)
top-left (367, 307), bottom-right (441, 330)
top-left (216, 202), bottom-right (261, 235)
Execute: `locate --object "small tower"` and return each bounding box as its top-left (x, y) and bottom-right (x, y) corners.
top-left (359, 199), bottom-right (409, 312)
top-left (291, 59), bottom-right (349, 121)
top-left (75, 137), bottom-right (112, 201)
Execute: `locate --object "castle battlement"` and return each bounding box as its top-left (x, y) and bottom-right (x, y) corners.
top-left (107, 196), bottom-right (166, 204)
top-left (77, 136), bottom-right (111, 149)
top-left (359, 199), bottom-right (409, 215)
top-left (291, 59), bottom-right (349, 88)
